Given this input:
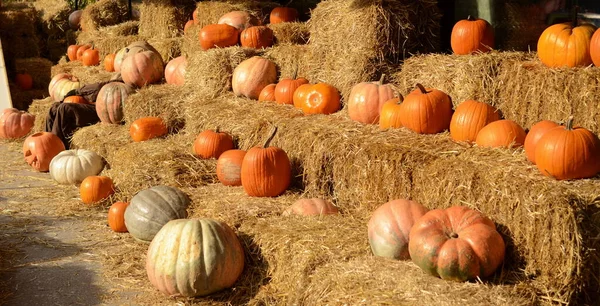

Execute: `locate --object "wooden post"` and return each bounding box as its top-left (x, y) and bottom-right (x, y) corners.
top-left (0, 39), bottom-right (14, 110)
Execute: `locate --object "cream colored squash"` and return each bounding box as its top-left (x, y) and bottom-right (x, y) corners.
top-left (49, 149), bottom-right (104, 184)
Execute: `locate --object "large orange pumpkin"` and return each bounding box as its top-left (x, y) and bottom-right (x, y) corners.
top-left (232, 56), bottom-right (277, 100)
top-left (23, 132), bottom-right (65, 172)
top-left (49, 73), bottom-right (81, 102)
top-left (524, 120), bottom-right (559, 163)
top-left (379, 96), bottom-right (403, 130)
top-left (114, 41), bottom-right (159, 73)
top-left (368, 199), bottom-right (428, 260)
top-left (80, 176), bottom-right (115, 205)
top-left (164, 55), bottom-right (187, 86)
top-left (130, 117), bottom-right (168, 142)
top-left (449, 100), bottom-right (501, 143)
top-left (258, 84), bottom-right (276, 102)
top-left (535, 117), bottom-right (600, 180)
top-left (451, 16), bottom-right (495, 55)
top-left (216, 149), bottom-right (247, 186)
top-left (270, 7), bottom-right (298, 24)
top-left (193, 129), bottom-right (234, 159)
top-left (399, 84), bottom-right (453, 134)
top-left (282, 198), bottom-right (339, 216)
top-left (104, 53), bottom-right (116, 72)
top-left (409, 206), bottom-right (505, 281)
top-left (292, 82), bottom-right (341, 115)
top-left (95, 82), bottom-right (133, 124)
top-left (81, 47), bottom-right (100, 66)
top-left (108, 201), bottom-right (129, 233)
top-left (274, 76), bottom-right (308, 105)
top-left (217, 11), bottom-right (260, 31)
top-left (348, 74), bottom-right (396, 124)
top-left (199, 24), bottom-right (240, 51)
top-left (0, 108), bottom-right (35, 139)
top-left (240, 127), bottom-right (291, 197)
top-left (121, 50), bottom-right (165, 88)
top-left (475, 119), bottom-right (526, 148)
top-left (240, 26), bottom-right (274, 49)
top-left (591, 28), bottom-right (600, 67)
top-left (537, 20), bottom-right (596, 68)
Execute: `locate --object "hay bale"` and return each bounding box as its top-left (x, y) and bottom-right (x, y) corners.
top-left (79, 0), bottom-right (129, 32)
top-left (137, 0), bottom-right (196, 39)
top-left (147, 37), bottom-right (183, 62)
top-left (32, 0), bottom-right (71, 38)
top-left (123, 84), bottom-right (192, 131)
top-left (27, 97), bottom-right (54, 133)
top-left (264, 44), bottom-right (309, 80)
top-left (70, 123), bottom-right (131, 163)
top-left (76, 35), bottom-right (142, 57)
top-left (305, 0), bottom-right (441, 101)
top-left (15, 58), bottom-right (53, 90)
top-left (267, 22), bottom-right (309, 45)
top-left (77, 21), bottom-right (139, 44)
top-left (9, 86), bottom-right (48, 111)
top-left (46, 38), bottom-right (69, 63)
top-left (0, 7), bottom-right (41, 58)
top-left (181, 23), bottom-right (202, 56)
top-left (192, 0), bottom-right (277, 29)
top-left (51, 61), bottom-right (116, 85)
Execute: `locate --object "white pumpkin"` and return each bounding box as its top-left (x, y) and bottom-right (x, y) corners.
top-left (49, 149), bottom-right (104, 185)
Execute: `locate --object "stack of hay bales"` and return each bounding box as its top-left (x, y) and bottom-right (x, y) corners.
top-left (11, 58), bottom-right (52, 110)
top-left (79, 0), bottom-right (130, 32)
top-left (32, 0), bottom-right (73, 62)
top-left (0, 5), bottom-right (41, 59)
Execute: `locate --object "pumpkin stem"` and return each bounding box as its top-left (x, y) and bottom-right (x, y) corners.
top-left (215, 126), bottom-right (220, 133)
top-left (263, 126), bottom-right (278, 148)
top-left (415, 83), bottom-right (428, 94)
top-left (292, 64), bottom-right (298, 80)
top-left (565, 116), bottom-right (575, 130)
top-left (467, 15), bottom-right (475, 21)
top-left (449, 232), bottom-right (459, 239)
top-left (378, 74), bottom-right (385, 85)
top-left (396, 93), bottom-right (404, 105)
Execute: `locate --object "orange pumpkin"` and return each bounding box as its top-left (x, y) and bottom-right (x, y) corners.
top-left (15, 73), bottom-right (33, 90)
top-left (216, 149), bottom-right (247, 186)
top-left (240, 26), bottom-right (274, 49)
top-left (192, 8), bottom-right (199, 25)
top-left (120, 50), bottom-right (165, 88)
top-left (232, 56), bottom-right (277, 100)
top-left (537, 20), bottom-right (596, 68)
top-left (409, 206), bottom-right (505, 282)
top-left (292, 82), bottom-right (341, 115)
top-left (240, 127), bottom-right (291, 197)
top-left (535, 117), bottom-right (600, 180)
top-left (591, 28), bottom-right (600, 66)
top-left (199, 24), bottom-right (240, 51)
top-left (270, 7), bottom-right (299, 24)
top-left (76, 44), bottom-right (92, 60)
top-left (368, 199), bottom-right (428, 260)
top-left (63, 95), bottom-right (89, 104)
top-left (184, 20), bottom-right (194, 33)
top-left (274, 76), bottom-right (308, 105)
top-left (0, 108), bottom-right (35, 139)
top-left (399, 84), bottom-right (453, 134)
top-left (379, 96), bottom-right (403, 130)
top-left (193, 129), bottom-right (234, 159)
top-left (348, 74), bottom-right (396, 124)
top-left (164, 55), bottom-right (187, 86)
top-left (104, 53), bottom-right (116, 72)
top-left (130, 117), bottom-right (168, 142)
top-left (475, 120), bottom-right (526, 148)
top-left (80, 176), bottom-right (115, 205)
top-left (23, 132), bottom-right (65, 172)
top-left (524, 120), bottom-right (559, 163)
top-left (451, 16), bottom-right (495, 55)
top-left (108, 201), bottom-right (129, 232)
top-left (449, 100), bottom-right (501, 143)
top-left (282, 198), bottom-right (339, 216)
top-left (217, 11), bottom-right (260, 31)
top-left (258, 84), bottom-right (276, 102)
top-left (82, 47), bottom-right (100, 66)
top-left (67, 44), bottom-right (80, 61)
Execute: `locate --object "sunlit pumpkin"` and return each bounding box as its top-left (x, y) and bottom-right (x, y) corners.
top-left (193, 129), bottom-right (234, 159)
top-left (130, 117), bottom-right (168, 142)
top-left (108, 201), bottom-right (129, 232)
top-left (63, 95), bottom-right (88, 104)
top-left (451, 16), bottom-right (495, 55)
top-left (216, 149), bottom-right (247, 186)
top-left (23, 132), bottom-right (65, 172)
top-left (104, 53), bottom-right (116, 72)
top-left (282, 198), bottom-right (340, 216)
top-left (49, 149), bottom-right (104, 185)
top-left (524, 120), bottom-right (559, 163)
top-left (348, 74), bottom-right (396, 124)
top-left (114, 41), bottom-right (158, 73)
top-left (80, 176), bottom-right (115, 205)
top-left (449, 100), bottom-right (501, 143)
top-left (49, 73), bottom-right (81, 102)
top-left (164, 55), bottom-right (187, 86)
top-left (537, 20), bottom-right (596, 67)
top-left (292, 82), bottom-right (341, 115)
top-left (199, 24), bottom-right (240, 51)
top-left (0, 108), bottom-right (35, 139)
top-left (258, 84), bottom-right (276, 102)
top-left (95, 82), bottom-right (133, 124)
top-left (240, 26), bottom-right (274, 49)
top-left (67, 44), bottom-right (80, 61)
top-left (591, 28), bottom-right (600, 66)
top-left (76, 44), bottom-right (92, 60)
top-left (120, 50), bottom-right (165, 88)
top-left (217, 11), bottom-right (260, 31)
top-left (379, 96), bottom-right (403, 130)
top-left (274, 76), bottom-right (308, 105)
top-left (475, 119), bottom-right (526, 148)
top-left (399, 84), bottom-right (453, 134)
top-left (232, 56), bottom-right (277, 100)
top-left (81, 47), bottom-right (100, 66)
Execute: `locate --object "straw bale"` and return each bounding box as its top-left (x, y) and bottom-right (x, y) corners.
top-left (70, 123), bottom-right (131, 164)
top-left (46, 38), bottom-right (69, 63)
top-left (137, 0), bottom-right (196, 39)
top-left (76, 21), bottom-right (139, 44)
top-left (15, 58), bottom-right (53, 90)
top-left (264, 44), bottom-right (309, 80)
top-left (51, 61), bottom-right (116, 85)
top-left (183, 47), bottom-right (261, 99)
top-left (267, 22), bottom-right (309, 45)
top-left (76, 35), bottom-right (142, 57)
top-left (305, 0), bottom-right (441, 101)
top-left (181, 23), bottom-right (202, 57)
top-left (79, 0), bottom-right (129, 32)
top-left (0, 7), bottom-right (41, 58)
top-left (32, 0), bottom-right (70, 38)
top-left (147, 37), bottom-right (183, 62)
top-left (192, 1), bottom-right (277, 29)
top-left (27, 97), bottom-right (54, 133)
top-left (8, 86), bottom-right (48, 111)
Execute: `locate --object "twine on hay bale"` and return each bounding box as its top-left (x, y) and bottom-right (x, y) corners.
top-left (15, 58), bottom-right (53, 90)
top-left (0, 7), bottom-right (41, 59)
top-left (267, 22), bottom-right (309, 45)
top-left (80, 0), bottom-right (129, 32)
top-left (27, 97), bottom-right (54, 133)
top-left (192, 0), bottom-right (277, 28)
top-left (305, 0), bottom-right (441, 101)
top-left (123, 84), bottom-right (192, 132)
top-left (138, 0), bottom-right (196, 39)
top-left (147, 37), bottom-right (183, 62)
top-left (76, 35), bottom-right (142, 57)
top-left (70, 123), bottom-right (131, 163)
top-left (51, 61), bottom-right (117, 85)
top-left (264, 44), bottom-right (309, 80)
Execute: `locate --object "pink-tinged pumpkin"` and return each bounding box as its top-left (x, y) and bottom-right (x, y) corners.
top-left (232, 56), bottom-right (277, 100)
top-left (216, 149), bottom-right (247, 186)
top-left (368, 199), bottom-right (429, 260)
top-left (217, 11), bottom-right (260, 31)
top-left (48, 73), bottom-right (81, 102)
top-left (146, 218), bottom-right (245, 297)
top-left (451, 16), bottom-right (495, 55)
top-left (282, 198), bottom-right (339, 216)
top-left (114, 41), bottom-right (158, 73)
top-left (193, 129), bottom-right (234, 159)
top-left (537, 21), bottom-right (596, 68)
top-left (348, 74), bottom-right (396, 124)
top-left (0, 108), bottom-right (35, 139)
top-left (121, 50), bottom-right (165, 88)
top-left (409, 206), bottom-right (505, 282)
top-left (184, 20), bottom-right (194, 33)
top-left (524, 120), bottom-right (559, 163)
top-left (68, 10), bottom-right (83, 30)
top-left (475, 119), bottom-right (526, 148)
top-left (164, 56), bottom-right (187, 86)
top-left (274, 76), bottom-right (308, 105)
top-left (95, 82), bottom-right (133, 124)
top-left (399, 84), bottom-right (453, 134)
top-left (449, 100), bottom-right (501, 143)
top-left (22, 132), bottom-right (65, 172)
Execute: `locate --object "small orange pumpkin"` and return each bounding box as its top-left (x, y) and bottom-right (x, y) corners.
top-left (274, 76), bottom-right (308, 105)
top-left (193, 129), bottom-right (234, 159)
top-left (292, 82), bottom-right (341, 115)
top-left (270, 7), bottom-right (299, 24)
top-left (216, 149), bottom-right (247, 186)
top-left (591, 28), bottom-right (600, 66)
top-left (80, 176), bottom-right (115, 205)
top-left (379, 96), bottom-right (403, 130)
top-left (108, 201), bottom-right (129, 232)
top-left (240, 26), bottom-right (274, 49)
top-left (104, 53), bottom-right (116, 72)
top-left (63, 95), bottom-right (89, 104)
top-left (67, 44), bottom-right (80, 61)
top-left (449, 100), bottom-right (501, 143)
top-left (199, 24), bottom-right (240, 51)
top-left (475, 120), bottom-right (526, 148)
top-left (76, 44), bottom-right (92, 60)
top-left (524, 120), bottom-right (559, 163)
top-left (82, 47), bottom-right (100, 66)
top-left (130, 117), bottom-right (168, 142)
top-left (258, 84), bottom-right (276, 102)
top-left (15, 73), bottom-right (33, 90)
top-left (282, 198), bottom-right (339, 216)
top-left (399, 84), bottom-right (453, 134)
top-left (451, 15), bottom-right (495, 55)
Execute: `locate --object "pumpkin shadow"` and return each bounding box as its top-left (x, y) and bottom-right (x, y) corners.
top-left (289, 156), bottom-right (306, 190)
top-left (485, 222), bottom-right (529, 286)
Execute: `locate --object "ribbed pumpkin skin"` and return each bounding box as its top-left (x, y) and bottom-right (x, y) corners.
top-left (218, 11), bottom-right (260, 31)
top-left (164, 56), bottom-right (187, 86)
top-left (96, 82), bottom-right (132, 124)
top-left (450, 100), bottom-right (501, 143)
top-left (49, 149), bottom-right (104, 185)
top-left (49, 73), bottom-right (81, 102)
top-left (108, 201), bottom-right (129, 232)
top-left (124, 185), bottom-right (190, 243)
top-left (241, 146), bottom-right (291, 197)
top-left (274, 77), bottom-right (308, 105)
top-left (114, 41), bottom-right (158, 73)
top-left (408, 206), bottom-right (505, 282)
top-left (348, 77), bottom-right (396, 124)
top-left (282, 198), bottom-right (339, 216)
top-left (193, 130), bottom-right (234, 159)
top-left (121, 51), bottom-right (165, 88)
top-left (399, 85), bottom-right (452, 134)
top-left (591, 29), bottom-right (600, 66)
top-left (0, 108), bottom-right (35, 139)
top-left (258, 84), bottom-right (276, 102)
top-left (524, 120), bottom-right (559, 163)
top-left (64, 95), bottom-right (88, 104)
top-left (199, 24), bottom-right (239, 51)
top-left (216, 150), bottom-right (246, 186)
top-left (67, 45), bottom-right (80, 61)
top-left (232, 57), bottom-right (277, 100)
top-left (240, 26), bottom-right (274, 49)
top-left (76, 45), bottom-right (91, 60)
top-left (104, 53), bottom-right (116, 72)
top-left (23, 132), bottom-right (65, 172)
top-left (537, 22), bottom-right (596, 68)
top-left (146, 218), bottom-right (245, 297)
top-left (130, 117), bottom-right (168, 142)
top-left (475, 120), bottom-right (526, 148)
top-left (270, 7), bottom-right (298, 24)
top-left (379, 98), bottom-right (403, 129)
top-left (451, 17), bottom-right (495, 55)
top-left (368, 199), bottom-right (428, 260)
top-left (293, 83), bottom-right (341, 115)
top-left (535, 122), bottom-right (600, 180)
top-left (80, 176), bottom-right (115, 205)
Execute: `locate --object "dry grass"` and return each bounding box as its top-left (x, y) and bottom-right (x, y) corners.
top-left (51, 60), bottom-right (117, 85)
top-left (181, 23), bottom-right (202, 57)
top-left (77, 21), bottom-right (139, 45)
top-left (80, 0), bottom-right (130, 32)
top-left (264, 44), bottom-right (309, 80)
top-left (27, 97), bottom-right (54, 133)
top-left (137, 0), bottom-right (196, 39)
top-left (69, 123), bottom-right (131, 163)
top-left (0, 7), bottom-right (41, 58)
top-left (147, 37), bottom-right (183, 63)
top-left (15, 58), bottom-right (53, 90)
top-left (268, 22), bottom-right (309, 45)
top-left (76, 35), bottom-right (142, 57)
